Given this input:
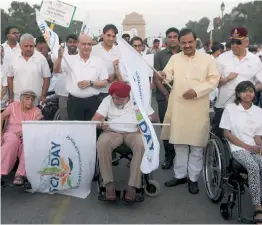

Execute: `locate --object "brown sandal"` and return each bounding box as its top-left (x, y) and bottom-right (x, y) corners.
top-left (124, 186), bottom-right (137, 202)
top-left (13, 175), bottom-right (25, 186)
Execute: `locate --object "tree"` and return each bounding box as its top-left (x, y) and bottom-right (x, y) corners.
top-left (1, 1), bottom-right (83, 43)
top-left (185, 1), bottom-right (262, 44)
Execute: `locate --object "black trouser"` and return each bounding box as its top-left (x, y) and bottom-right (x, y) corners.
top-left (67, 94), bottom-right (100, 121)
top-left (212, 107), bottom-right (224, 139)
top-left (157, 100), bottom-right (175, 159)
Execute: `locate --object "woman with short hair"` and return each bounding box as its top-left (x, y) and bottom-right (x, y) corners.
top-left (1, 90), bottom-right (43, 186)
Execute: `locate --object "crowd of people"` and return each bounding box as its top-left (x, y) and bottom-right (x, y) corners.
top-left (0, 23), bottom-right (262, 222)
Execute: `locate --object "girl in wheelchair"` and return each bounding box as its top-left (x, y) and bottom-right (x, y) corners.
top-left (219, 81), bottom-right (262, 224)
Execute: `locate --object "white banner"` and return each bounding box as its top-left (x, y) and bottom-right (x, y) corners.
top-left (35, 9), bottom-right (60, 53)
top-left (117, 37), bottom-right (160, 174)
top-left (143, 54), bottom-right (154, 78)
top-left (22, 121), bottom-right (97, 199)
top-left (80, 14), bottom-right (90, 35)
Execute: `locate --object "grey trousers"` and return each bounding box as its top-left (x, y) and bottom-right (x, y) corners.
top-left (58, 96), bottom-right (68, 120)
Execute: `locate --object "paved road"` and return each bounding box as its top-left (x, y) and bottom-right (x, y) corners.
top-left (1, 96), bottom-right (253, 224)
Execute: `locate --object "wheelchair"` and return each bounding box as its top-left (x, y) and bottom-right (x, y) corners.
top-left (41, 91), bottom-right (60, 120)
top-left (203, 133), bottom-right (254, 223)
top-left (93, 143), bottom-right (161, 202)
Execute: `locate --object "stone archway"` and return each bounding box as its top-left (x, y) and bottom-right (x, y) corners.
top-left (122, 12), bottom-right (146, 39)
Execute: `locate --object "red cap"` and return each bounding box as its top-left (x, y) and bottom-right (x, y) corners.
top-left (109, 81), bottom-right (131, 98)
top-left (230, 27), bottom-right (248, 40)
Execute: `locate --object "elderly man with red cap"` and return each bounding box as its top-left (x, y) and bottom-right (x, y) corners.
top-left (213, 27), bottom-right (262, 137)
top-left (92, 81), bottom-right (158, 202)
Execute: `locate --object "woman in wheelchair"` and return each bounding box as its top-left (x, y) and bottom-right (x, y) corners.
top-left (1, 90), bottom-right (43, 186)
top-left (219, 81), bottom-right (262, 223)
top-left (92, 81), bottom-right (158, 202)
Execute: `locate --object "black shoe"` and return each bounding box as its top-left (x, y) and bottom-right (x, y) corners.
top-left (162, 155), bottom-right (175, 170)
top-left (164, 177), bottom-right (188, 187)
top-left (188, 180), bottom-right (199, 194)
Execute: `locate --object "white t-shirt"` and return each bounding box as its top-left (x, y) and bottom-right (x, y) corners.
top-left (2, 41), bottom-right (21, 68)
top-left (7, 51), bottom-right (51, 101)
top-left (91, 43), bottom-right (123, 93)
top-left (97, 95), bottom-right (154, 133)
top-left (215, 50), bottom-right (262, 108)
top-left (1, 64), bottom-right (8, 109)
top-left (219, 103), bottom-right (262, 152)
top-left (61, 54), bottom-right (108, 98)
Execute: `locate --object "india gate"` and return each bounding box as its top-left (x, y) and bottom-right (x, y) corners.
top-left (122, 12), bottom-right (146, 39)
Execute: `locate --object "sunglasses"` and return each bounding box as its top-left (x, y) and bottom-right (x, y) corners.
top-left (231, 39), bottom-right (242, 45)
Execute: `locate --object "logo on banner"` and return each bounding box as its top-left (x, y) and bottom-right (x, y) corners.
top-left (39, 136), bottom-right (83, 192)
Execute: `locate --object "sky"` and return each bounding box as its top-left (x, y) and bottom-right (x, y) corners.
top-left (1, 0), bottom-right (251, 37)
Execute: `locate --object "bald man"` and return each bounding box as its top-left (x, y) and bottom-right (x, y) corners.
top-left (54, 34), bottom-right (108, 121)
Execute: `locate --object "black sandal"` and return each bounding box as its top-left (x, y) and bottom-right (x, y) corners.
top-left (254, 210), bottom-right (262, 224)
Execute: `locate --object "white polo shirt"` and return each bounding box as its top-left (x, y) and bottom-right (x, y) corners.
top-left (215, 50), bottom-right (262, 108)
top-left (97, 95), bottom-right (154, 133)
top-left (61, 54), bottom-right (108, 98)
top-left (2, 41), bottom-right (21, 68)
top-left (7, 51), bottom-right (51, 101)
top-left (219, 103), bottom-right (262, 152)
top-left (91, 43), bottom-right (122, 93)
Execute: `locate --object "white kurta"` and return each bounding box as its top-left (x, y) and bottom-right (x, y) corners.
top-left (160, 51), bottom-right (220, 147)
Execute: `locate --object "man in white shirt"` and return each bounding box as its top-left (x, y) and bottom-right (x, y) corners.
top-left (2, 26), bottom-right (21, 67)
top-left (52, 34), bottom-right (78, 120)
top-left (213, 27), bottom-right (262, 137)
top-left (53, 34), bottom-right (108, 121)
top-left (7, 33), bottom-right (51, 103)
top-left (91, 24), bottom-right (124, 102)
top-left (92, 81), bottom-right (157, 201)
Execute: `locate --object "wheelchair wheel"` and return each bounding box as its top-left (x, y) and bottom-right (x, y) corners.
top-left (203, 136), bottom-right (226, 203)
top-left (53, 109), bottom-right (61, 120)
top-left (144, 179), bottom-right (160, 197)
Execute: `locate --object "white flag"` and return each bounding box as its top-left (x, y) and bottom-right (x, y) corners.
top-left (35, 9), bottom-right (60, 53)
top-left (80, 14), bottom-right (90, 35)
top-left (207, 19), bottom-right (214, 33)
top-left (22, 121), bottom-right (97, 199)
top-left (117, 37), bottom-right (160, 174)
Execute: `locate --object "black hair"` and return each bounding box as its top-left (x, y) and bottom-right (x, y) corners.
top-left (66, 34), bottom-right (78, 43)
top-left (234, 81), bottom-right (256, 105)
top-left (225, 42), bottom-right (231, 49)
top-left (35, 36), bottom-right (47, 46)
top-left (210, 42), bottom-right (220, 54)
top-left (103, 24), bottom-right (118, 35)
top-left (153, 39), bottom-right (160, 44)
top-left (219, 43), bottom-right (224, 51)
top-left (5, 26), bottom-right (19, 36)
top-left (178, 28), bottom-right (197, 41)
top-left (166, 27), bottom-right (179, 37)
top-left (122, 33), bottom-right (130, 38)
top-left (130, 36), bottom-right (143, 46)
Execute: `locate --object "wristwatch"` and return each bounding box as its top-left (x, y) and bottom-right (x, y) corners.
top-left (90, 81), bottom-right (94, 87)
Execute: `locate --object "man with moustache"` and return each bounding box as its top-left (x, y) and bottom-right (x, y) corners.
top-left (153, 27), bottom-right (180, 170)
top-left (159, 28), bottom-right (220, 194)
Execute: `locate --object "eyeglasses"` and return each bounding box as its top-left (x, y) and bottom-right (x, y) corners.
top-left (231, 39), bottom-right (242, 45)
top-left (133, 45), bottom-right (142, 48)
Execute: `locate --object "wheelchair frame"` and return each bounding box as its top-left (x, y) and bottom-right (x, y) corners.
top-left (203, 134), bottom-right (253, 223)
top-left (93, 144), bottom-right (160, 202)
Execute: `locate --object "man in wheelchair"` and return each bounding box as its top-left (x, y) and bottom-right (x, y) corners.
top-left (92, 81), bottom-right (157, 202)
top-left (219, 81), bottom-right (262, 223)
